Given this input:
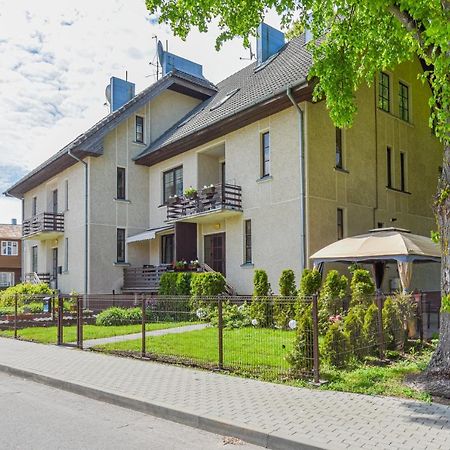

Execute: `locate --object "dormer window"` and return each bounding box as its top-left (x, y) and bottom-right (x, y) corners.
top-left (135, 116), bottom-right (144, 143)
top-left (210, 89), bottom-right (240, 111)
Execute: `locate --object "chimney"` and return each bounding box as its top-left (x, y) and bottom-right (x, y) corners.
top-left (11, 218), bottom-right (17, 225)
top-left (157, 41), bottom-right (204, 78)
top-left (256, 23), bottom-right (285, 65)
top-left (105, 76), bottom-right (136, 113)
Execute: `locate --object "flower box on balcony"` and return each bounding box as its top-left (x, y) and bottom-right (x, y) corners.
top-left (201, 185), bottom-right (216, 196)
top-left (167, 196), bottom-right (179, 206)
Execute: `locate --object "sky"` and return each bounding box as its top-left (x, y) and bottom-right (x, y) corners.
top-left (0, 0), bottom-right (281, 224)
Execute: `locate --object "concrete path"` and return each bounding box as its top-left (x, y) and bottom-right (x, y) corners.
top-left (76, 323), bottom-right (209, 348)
top-left (0, 337), bottom-right (449, 450)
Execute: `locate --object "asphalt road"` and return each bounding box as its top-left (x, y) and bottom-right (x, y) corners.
top-left (0, 372), bottom-right (261, 450)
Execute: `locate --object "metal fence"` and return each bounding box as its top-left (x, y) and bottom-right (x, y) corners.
top-left (0, 292), bottom-right (436, 382)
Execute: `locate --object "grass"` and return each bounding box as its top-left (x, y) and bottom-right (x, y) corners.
top-left (96, 326), bottom-right (295, 375)
top-left (95, 326), bottom-right (435, 401)
top-left (0, 321), bottom-right (192, 344)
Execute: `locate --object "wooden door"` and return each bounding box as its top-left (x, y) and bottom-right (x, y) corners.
top-left (204, 233), bottom-right (226, 276)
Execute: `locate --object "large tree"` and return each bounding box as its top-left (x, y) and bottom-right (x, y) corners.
top-left (145, 0), bottom-right (450, 372)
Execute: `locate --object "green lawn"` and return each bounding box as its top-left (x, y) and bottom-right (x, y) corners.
top-left (95, 327), bottom-right (295, 375)
top-left (0, 321), bottom-right (192, 344)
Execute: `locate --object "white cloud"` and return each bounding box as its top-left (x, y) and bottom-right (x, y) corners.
top-left (0, 0), bottom-right (281, 223)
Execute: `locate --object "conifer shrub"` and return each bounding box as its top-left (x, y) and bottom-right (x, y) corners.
top-left (321, 321), bottom-right (351, 368)
top-left (176, 272), bottom-right (193, 296)
top-left (343, 306), bottom-right (366, 358)
top-left (158, 273), bottom-right (179, 295)
top-left (350, 269), bottom-right (375, 307)
top-left (250, 269), bottom-right (273, 327)
top-left (363, 303), bottom-right (380, 355)
top-left (295, 268), bottom-right (321, 320)
top-left (274, 269), bottom-right (296, 328)
top-left (382, 297), bottom-right (404, 350)
top-left (287, 305), bottom-right (314, 373)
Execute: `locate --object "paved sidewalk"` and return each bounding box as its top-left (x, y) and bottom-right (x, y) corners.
top-left (0, 338), bottom-right (449, 450)
top-left (75, 323), bottom-right (209, 348)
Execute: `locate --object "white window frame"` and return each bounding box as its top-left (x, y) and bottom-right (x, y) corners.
top-left (1, 241), bottom-right (18, 256)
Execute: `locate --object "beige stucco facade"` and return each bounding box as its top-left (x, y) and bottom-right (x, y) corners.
top-left (21, 58), bottom-right (442, 295)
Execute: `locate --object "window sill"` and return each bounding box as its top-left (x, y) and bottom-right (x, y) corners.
top-left (386, 186), bottom-right (411, 195)
top-left (113, 262), bottom-right (130, 267)
top-left (256, 175), bottom-right (273, 183)
top-left (334, 167), bottom-right (349, 174)
top-left (113, 198), bottom-right (131, 204)
top-left (132, 141), bottom-right (146, 146)
top-left (240, 262), bottom-right (254, 268)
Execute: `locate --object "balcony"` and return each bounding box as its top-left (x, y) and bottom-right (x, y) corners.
top-left (22, 213), bottom-right (64, 240)
top-left (166, 183), bottom-right (242, 224)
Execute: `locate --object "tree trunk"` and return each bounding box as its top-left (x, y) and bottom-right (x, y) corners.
top-left (427, 142), bottom-right (450, 374)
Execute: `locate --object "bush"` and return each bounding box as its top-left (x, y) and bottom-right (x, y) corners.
top-left (321, 322), bottom-right (351, 368)
top-left (250, 269), bottom-right (272, 327)
top-left (298, 268), bottom-right (321, 297)
top-left (190, 272), bottom-right (226, 296)
top-left (24, 302), bottom-right (45, 313)
top-left (343, 306), bottom-right (366, 359)
top-left (320, 270), bottom-right (348, 316)
top-left (209, 301), bottom-right (251, 329)
top-left (176, 272), bottom-right (193, 295)
top-left (159, 273), bottom-right (179, 295)
top-left (363, 303), bottom-right (380, 355)
top-left (0, 306), bottom-right (15, 316)
top-left (382, 297), bottom-right (403, 350)
top-left (287, 306), bottom-right (314, 373)
top-left (350, 269), bottom-right (375, 307)
top-left (96, 307), bottom-right (142, 326)
top-left (0, 283), bottom-right (54, 307)
top-left (274, 269), bottom-right (296, 328)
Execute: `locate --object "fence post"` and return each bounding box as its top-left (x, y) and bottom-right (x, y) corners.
top-left (418, 292), bottom-right (424, 343)
top-left (141, 294), bottom-right (146, 358)
top-left (376, 293), bottom-right (385, 360)
top-left (52, 291), bottom-right (57, 321)
top-left (77, 295), bottom-right (83, 349)
top-left (218, 296), bottom-right (224, 369)
top-left (57, 294), bottom-right (63, 345)
top-left (14, 293), bottom-right (18, 339)
top-left (311, 294), bottom-right (320, 384)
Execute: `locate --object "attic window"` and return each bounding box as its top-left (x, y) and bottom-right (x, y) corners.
top-left (254, 52), bottom-right (280, 73)
top-left (177, 107), bottom-right (205, 128)
top-left (210, 88), bottom-right (240, 111)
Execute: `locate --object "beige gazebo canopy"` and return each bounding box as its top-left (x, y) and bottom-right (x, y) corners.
top-left (310, 228), bottom-right (440, 291)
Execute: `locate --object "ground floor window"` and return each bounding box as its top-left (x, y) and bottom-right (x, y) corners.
top-left (117, 228), bottom-right (126, 263)
top-left (337, 208), bottom-right (344, 240)
top-left (32, 245), bottom-right (38, 273)
top-left (161, 234), bottom-right (174, 264)
top-left (0, 272), bottom-right (14, 287)
top-left (244, 219), bottom-right (252, 263)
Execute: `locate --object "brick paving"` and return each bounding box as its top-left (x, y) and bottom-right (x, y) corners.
top-left (1, 337), bottom-right (449, 449)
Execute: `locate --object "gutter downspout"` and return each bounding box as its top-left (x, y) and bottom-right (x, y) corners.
top-left (67, 149), bottom-right (88, 296)
top-left (287, 87), bottom-right (307, 272)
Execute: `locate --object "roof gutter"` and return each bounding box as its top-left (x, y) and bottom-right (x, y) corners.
top-left (67, 149), bottom-right (88, 295)
top-left (287, 86), bottom-right (307, 272)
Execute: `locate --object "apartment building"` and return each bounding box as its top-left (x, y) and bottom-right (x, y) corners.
top-left (0, 222), bottom-right (21, 287)
top-left (5, 24), bottom-right (442, 294)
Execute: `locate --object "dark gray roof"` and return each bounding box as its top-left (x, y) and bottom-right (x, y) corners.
top-left (135, 37), bottom-right (312, 161)
top-left (5, 71), bottom-right (217, 198)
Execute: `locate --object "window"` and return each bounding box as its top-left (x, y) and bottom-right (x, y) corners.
top-left (335, 128), bottom-right (343, 169)
top-left (386, 146), bottom-right (393, 188)
top-left (337, 208), bottom-right (344, 240)
top-left (1, 241), bottom-right (18, 256)
top-left (0, 272), bottom-right (14, 287)
top-left (32, 196), bottom-right (37, 216)
top-left (117, 167), bottom-right (126, 200)
top-left (244, 220), bottom-right (252, 264)
top-left (64, 238), bottom-right (69, 272)
top-left (210, 88), bottom-right (240, 111)
top-left (379, 72), bottom-right (390, 112)
top-left (161, 234), bottom-right (174, 265)
top-left (52, 189), bottom-right (58, 214)
top-left (261, 132), bottom-right (270, 177)
top-left (163, 166), bottom-right (183, 203)
top-left (117, 228), bottom-right (126, 263)
top-left (377, 222), bottom-right (384, 229)
top-left (31, 246), bottom-right (38, 273)
top-left (135, 116), bottom-right (144, 143)
top-left (400, 152), bottom-right (406, 191)
top-left (64, 180), bottom-right (69, 210)
top-left (399, 82), bottom-right (409, 121)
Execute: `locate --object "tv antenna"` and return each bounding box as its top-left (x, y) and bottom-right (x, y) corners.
top-left (148, 34), bottom-right (160, 80)
top-left (240, 43), bottom-right (256, 61)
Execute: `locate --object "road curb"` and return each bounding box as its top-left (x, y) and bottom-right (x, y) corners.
top-left (0, 362), bottom-right (325, 450)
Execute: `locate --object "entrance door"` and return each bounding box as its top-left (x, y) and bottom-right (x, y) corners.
top-left (52, 248), bottom-right (58, 289)
top-left (204, 233), bottom-right (226, 275)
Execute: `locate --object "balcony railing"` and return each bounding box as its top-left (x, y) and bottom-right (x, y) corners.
top-left (166, 183), bottom-right (242, 222)
top-left (22, 213), bottom-right (64, 238)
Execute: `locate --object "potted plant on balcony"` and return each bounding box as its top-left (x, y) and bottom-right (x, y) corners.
top-left (184, 186), bottom-right (198, 199)
top-left (201, 184), bottom-right (216, 196)
top-left (167, 195), bottom-right (179, 205)
top-left (189, 259), bottom-right (200, 271)
top-left (174, 260), bottom-right (188, 271)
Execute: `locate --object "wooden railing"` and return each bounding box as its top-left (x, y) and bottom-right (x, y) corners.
top-left (23, 213), bottom-right (64, 238)
top-left (167, 183), bottom-right (242, 221)
top-left (123, 265), bottom-right (170, 292)
top-left (24, 272), bottom-right (51, 285)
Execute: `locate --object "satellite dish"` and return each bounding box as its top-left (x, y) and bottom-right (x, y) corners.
top-left (105, 83), bottom-right (111, 104)
top-left (157, 40), bottom-right (165, 65)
